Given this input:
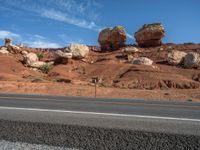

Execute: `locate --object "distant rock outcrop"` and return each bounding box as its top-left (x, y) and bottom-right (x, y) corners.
top-left (132, 57), bottom-right (153, 65)
top-left (134, 23), bottom-right (165, 47)
top-left (0, 47), bottom-right (9, 54)
top-left (4, 38), bottom-right (21, 53)
top-left (54, 50), bottom-right (72, 64)
top-left (66, 44), bottom-right (89, 59)
top-left (30, 61), bottom-right (46, 68)
top-left (54, 50), bottom-right (73, 59)
top-left (98, 26), bottom-right (126, 51)
top-left (23, 52), bottom-right (47, 68)
top-left (122, 47), bottom-right (139, 54)
top-left (184, 52), bottom-right (200, 68)
top-left (167, 50), bottom-right (187, 65)
top-left (23, 52), bottom-right (39, 65)
top-left (4, 38), bottom-right (12, 47)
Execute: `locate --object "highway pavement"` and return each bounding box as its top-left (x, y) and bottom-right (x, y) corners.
top-left (0, 93), bottom-right (199, 135)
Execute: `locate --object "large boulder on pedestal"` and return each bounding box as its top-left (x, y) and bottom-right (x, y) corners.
top-left (98, 26), bottom-right (126, 51)
top-left (134, 23), bottom-right (165, 47)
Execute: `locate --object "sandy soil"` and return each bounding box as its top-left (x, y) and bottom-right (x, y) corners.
top-left (0, 81), bottom-right (199, 102)
top-left (0, 43), bottom-right (200, 102)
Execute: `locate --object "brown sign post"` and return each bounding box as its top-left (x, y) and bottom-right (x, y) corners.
top-left (92, 77), bottom-right (98, 98)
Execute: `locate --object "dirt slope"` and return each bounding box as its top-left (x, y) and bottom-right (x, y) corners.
top-left (0, 43), bottom-right (200, 101)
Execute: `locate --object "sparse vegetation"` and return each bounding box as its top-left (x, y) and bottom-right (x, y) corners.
top-left (39, 64), bottom-right (52, 74)
top-left (37, 53), bottom-right (44, 60)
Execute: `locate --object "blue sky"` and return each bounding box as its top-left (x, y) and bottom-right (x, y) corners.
top-left (0, 0), bottom-right (199, 48)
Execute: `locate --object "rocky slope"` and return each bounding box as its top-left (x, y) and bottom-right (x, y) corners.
top-left (0, 23), bottom-right (200, 101)
top-left (0, 43), bottom-right (200, 101)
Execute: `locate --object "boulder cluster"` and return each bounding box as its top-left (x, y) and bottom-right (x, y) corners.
top-left (23, 52), bottom-right (48, 68)
top-left (0, 38), bottom-right (21, 54)
top-left (0, 22), bottom-right (199, 70)
top-left (54, 44), bottom-right (90, 64)
top-left (167, 50), bottom-right (200, 68)
top-left (98, 23), bottom-right (165, 51)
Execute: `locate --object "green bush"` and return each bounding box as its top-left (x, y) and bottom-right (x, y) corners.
top-left (37, 53), bottom-right (44, 60)
top-left (39, 64), bottom-right (52, 74)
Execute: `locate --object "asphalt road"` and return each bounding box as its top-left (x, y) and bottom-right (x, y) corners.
top-left (0, 93), bottom-right (200, 149)
top-left (0, 93), bottom-right (199, 135)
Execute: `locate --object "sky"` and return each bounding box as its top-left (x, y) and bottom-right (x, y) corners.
top-left (0, 0), bottom-right (199, 48)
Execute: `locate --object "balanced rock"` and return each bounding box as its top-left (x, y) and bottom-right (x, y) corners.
top-left (132, 57), bottom-right (153, 65)
top-left (4, 38), bottom-right (20, 53)
top-left (4, 38), bottom-right (12, 47)
top-left (66, 44), bottom-right (89, 59)
top-left (98, 26), bottom-right (126, 50)
top-left (167, 50), bottom-right (187, 65)
top-left (184, 52), bottom-right (200, 68)
top-left (134, 23), bottom-right (165, 47)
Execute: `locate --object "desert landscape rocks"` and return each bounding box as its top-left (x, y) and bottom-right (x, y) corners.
top-left (4, 38), bottom-right (21, 53)
top-left (29, 61), bottom-right (46, 68)
top-left (98, 26), bottom-right (126, 50)
top-left (0, 47), bottom-right (9, 54)
top-left (134, 23), bottom-right (165, 47)
top-left (122, 47), bottom-right (139, 54)
top-left (23, 52), bottom-right (47, 68)
top-left (54, 50), bottom-right (73, 64)
top-left (23, 52), bottom-right (39, 65)
top-left (183, 52), bottom-right (200, 68)
top-left (132, 57), bottom-right (153, 65)
top-left (1, 23), bottom-right (200, 101)
top-left (192, 74), bottom-right (200, 82)
top-left (4, 38), bottom-right (12, 47)
top-left (21, 50), bottom-right (28, 55)
top-left (65, 44), bottom-right (89, 59)
top-left (167, 50), bottom-right (187, 65)
top-left (54, 50), bottom-right (73, 59)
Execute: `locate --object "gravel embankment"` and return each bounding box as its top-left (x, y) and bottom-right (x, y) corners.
top-left (0, 140), bottom-right (78, 150)
top-left (0, 119), bottom-right (199, 150)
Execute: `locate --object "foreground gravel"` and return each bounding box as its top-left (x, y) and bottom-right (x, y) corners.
top-left (0, 140), bottom-right (78, 150)
top-left (0, 120), bottom-right (199, 150)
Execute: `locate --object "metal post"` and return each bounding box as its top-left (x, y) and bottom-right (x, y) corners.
top-left (92, 77), bottom-right (98, 98)
top-left (95, 80), bottom-right (97, 98)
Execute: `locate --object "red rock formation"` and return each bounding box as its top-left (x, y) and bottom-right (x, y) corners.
top-left (98, 26), bottom-right (126, 51)
top-left (134, 23), bottom-right (165, 47)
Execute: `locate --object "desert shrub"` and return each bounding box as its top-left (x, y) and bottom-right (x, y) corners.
top-left (37, 53), bottom-right (44, 60)
top-left (39, 64), bottom-right (52, 74)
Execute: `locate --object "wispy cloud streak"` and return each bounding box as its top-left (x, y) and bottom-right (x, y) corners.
top-left (3, 0), bottom-right (102, 31)
top-left (0, 30), bottom-right (21, 40)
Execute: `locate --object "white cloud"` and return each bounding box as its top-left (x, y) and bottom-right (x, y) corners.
top-left (3, 0), bottom-right (102, 31)
top-left (41, 9), bottom-right (100, 30)
top-left (0, 30), bottom-right (61, 48)
top-left (0, 30), bottom-right (21, 40)
top-left (26, 40), bottom-right (61, 48)
top-left (33, 34), bottom-right (46, 40)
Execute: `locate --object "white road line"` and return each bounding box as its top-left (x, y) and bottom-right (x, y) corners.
top-left (0, 106), bottom-right (199, 122)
